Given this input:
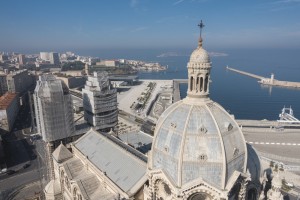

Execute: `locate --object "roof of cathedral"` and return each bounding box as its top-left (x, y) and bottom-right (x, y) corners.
top-left (74, 129), bottom-right (147, 196)
top-left (61, 157), bottom-right (117, 199)
top-left (52, 143), bottom-right (73, 163)
top-left (149, 23), bottom-right (248, 190)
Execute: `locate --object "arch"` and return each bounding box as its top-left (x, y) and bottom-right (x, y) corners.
top-left (154, 179), bottom-right (172, 200)
top-left (204, 75), bottom-right (208, 92)
top-left (190, 76), bottom-right (194, 91)
top-left (200, 77), bottom-right (203, 91)
top-left (188, 192), bottom-right (212, 200)
top-left (228, 183), bottom-right (241, 200)
top-left (247, 188), bottom-right (257, 200)
top-left (196, 77), bottom-right (199, 92)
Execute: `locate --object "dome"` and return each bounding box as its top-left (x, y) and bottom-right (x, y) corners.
top-left (189, 46), bottom-right (210, 63)
top-left (149, 98), bottom-right (247, 189)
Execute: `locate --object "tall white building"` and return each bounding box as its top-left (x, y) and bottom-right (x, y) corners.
top-left (40, 52), bottom-right (60, 65)
top-left (82, 71), bottom-right (118, 131)
top-left (34, 74), bottom-right (75, 142)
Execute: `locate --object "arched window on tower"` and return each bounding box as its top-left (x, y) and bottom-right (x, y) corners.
top-left (200, 77), bottom-right (203, 92)
top-left (204, 75), bottom-right (208, 92)
top-left (196, 77), bottom-right (199, 92)
top-left (190, 76), bottom-right (194, 91)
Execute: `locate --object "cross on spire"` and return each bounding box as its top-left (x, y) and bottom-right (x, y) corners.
top-left (198, 20), bottom-right (205, 38)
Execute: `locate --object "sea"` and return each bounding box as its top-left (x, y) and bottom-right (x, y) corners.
top-left (79, 48), bottom-right (300, 120)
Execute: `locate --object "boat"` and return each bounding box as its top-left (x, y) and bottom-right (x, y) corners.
top-left (277, 106), bottom-right (300, 124)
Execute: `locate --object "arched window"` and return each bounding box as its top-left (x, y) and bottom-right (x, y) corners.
top-left (196, 77), bottom-right (199, 92)
top-left (204, 75), bottom-right (208, 92)
top-left (188, 192), bottom-right (212, 200)
top-left (247, 188), bottom-right (257, 200)
top-left (200, 77), bottom-right (203, 91)
top-left (190, 76), bottom-right (194, 91)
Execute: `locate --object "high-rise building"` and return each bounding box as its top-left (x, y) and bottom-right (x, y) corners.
top-left (82, 71), bottom-right (118, 131)
top-left (0, 74), bottom-right (8, 96)
top-left (40, 52), bottom-right (60, 65)
top-left (34, 74), bottom-right (75, 142)
top-left (18, 54), bottom-right (26, 65)
top-left (49, 52), bottom-right (60, 65)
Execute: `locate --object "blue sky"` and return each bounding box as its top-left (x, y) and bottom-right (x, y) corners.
top-left (1, 0), bottom-right (300, 52)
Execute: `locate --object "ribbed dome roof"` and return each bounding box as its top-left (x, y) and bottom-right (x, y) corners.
top-left (189, 46), bottom-right (210, 63)
top-left (150, 98), bottom-right (247, 189)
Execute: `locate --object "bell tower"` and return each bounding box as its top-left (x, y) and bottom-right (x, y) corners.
top-left (187, 20), bottom-right (212, 99)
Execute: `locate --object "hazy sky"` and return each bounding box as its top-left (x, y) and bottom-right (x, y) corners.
top-left (1, 0), bottom-right (300, 52)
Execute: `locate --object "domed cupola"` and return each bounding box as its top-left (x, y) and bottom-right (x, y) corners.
top-left (146, 21), bottom-right (250, 200)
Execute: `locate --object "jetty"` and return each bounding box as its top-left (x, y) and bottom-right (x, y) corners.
top-left (173, 79), bottom-right (188, 103)
top-left (226, 66), bottom-right (300, 88)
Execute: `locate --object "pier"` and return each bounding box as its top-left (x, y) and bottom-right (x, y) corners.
top-left (226, 66), bottom-right (300, 88)
top-left (173, 79), bottom-right (188, 103)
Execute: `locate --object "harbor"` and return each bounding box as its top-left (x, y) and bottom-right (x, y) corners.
top-left (226, 66), bottom-right (300, 88)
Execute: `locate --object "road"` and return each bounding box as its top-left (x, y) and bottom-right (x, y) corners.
top-left (243, 128), bottom-right (300, 164)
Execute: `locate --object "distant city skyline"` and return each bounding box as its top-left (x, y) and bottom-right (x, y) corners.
top-left (1, 0), bottom-right (300, 52)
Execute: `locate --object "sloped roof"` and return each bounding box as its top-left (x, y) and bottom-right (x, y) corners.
top-left (52, 143), bottom-right (73, 163)
top-left (74, 129), bottom-right (147, 195)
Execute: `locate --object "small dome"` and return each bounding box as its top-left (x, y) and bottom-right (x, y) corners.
top-left (189, 47), bottom-right (210, 63)
top-left (150, 98), bottom-right (247, 189)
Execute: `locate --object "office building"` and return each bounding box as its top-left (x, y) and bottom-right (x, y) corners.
top-left (82, 71), bottom-right (118, 131)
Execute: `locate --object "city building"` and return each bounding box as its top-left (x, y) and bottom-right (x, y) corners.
top-left (82, 71), bottom-right (118, 131)
top-left (96, 60), bottom-right (119, 67)
top-left (34, 74), bottom-right (75, 142)
top-left (0, 54), bottom-right (8, 62)
top-left (0, 92), bottom-right (19, 132)
top-left (49, 52), bottom-right (60, 65)
top-left (0, 74), bottom-right (8, 96)
top-left (18, 54), bottom-right (26, 65)
top-left (40, 52), bottom-right (60, 65)
top-left (6, 69), bottom-right (35, 95)
top-left (56, 76), bottom-right (86, 89)
top-left (40, 52), bottom-right (51, 61)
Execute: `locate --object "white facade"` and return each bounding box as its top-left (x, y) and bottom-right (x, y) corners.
top-left (82, 72), bottom-right (118, 131)
top-left (34, 74), bottom-right (75, 142)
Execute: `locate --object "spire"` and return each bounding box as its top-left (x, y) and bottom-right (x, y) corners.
top-left (186, 20), bottom-right (211, 99)
top-left (198, 20), bottom-right (205, 47)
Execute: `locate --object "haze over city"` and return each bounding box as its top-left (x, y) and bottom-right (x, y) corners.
top-left (1, 0), bottom-right (300, 52)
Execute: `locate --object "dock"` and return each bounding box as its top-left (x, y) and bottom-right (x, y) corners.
top-left (226, 66), bottom-right (300, 88)
top-left (173, 79), bottom-right (188, 103)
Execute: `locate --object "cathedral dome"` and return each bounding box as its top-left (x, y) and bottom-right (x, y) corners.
top-left (149, 98), bottom-right (247, 189)
top-left (189, 45), bottom-right (210, 63)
